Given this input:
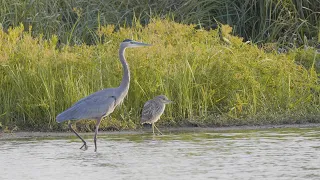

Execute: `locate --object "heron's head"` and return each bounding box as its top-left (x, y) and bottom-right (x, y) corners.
top-left (155, 95), bottom-right (173, 104)
top-left (121, 39), bottom-right (151, 48)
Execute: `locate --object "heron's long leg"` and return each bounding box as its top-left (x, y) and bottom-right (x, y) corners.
top-left (153, 123), bottom-right (163, 135)
top-left (152, 123), bottom-right (155, 135)
top-left (94, 117), bottom-right (103, 152)
top-left (68, 123), bottom-right (88, 150)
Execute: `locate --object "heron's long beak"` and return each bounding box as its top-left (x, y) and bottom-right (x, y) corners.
top-left (132, 41), bottom-right (152, 47)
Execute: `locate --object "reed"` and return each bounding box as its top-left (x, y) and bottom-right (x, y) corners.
top-left (0, 0), bottom-right (319, 46)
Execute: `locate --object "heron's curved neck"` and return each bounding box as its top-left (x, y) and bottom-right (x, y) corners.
top-left (119, 46), bottom-right (130, 91)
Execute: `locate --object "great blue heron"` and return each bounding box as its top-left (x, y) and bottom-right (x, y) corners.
top-left (56, 39), bottom-right (151, 152)
top-left (141, 95), bottom-right (173, 135)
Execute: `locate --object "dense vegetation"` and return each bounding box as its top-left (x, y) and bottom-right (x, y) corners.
top-left (0, 0), bottom-right (319, 46)
top-left (0, 0), bottom-right (319, 131)
top-left (0, 19), bottom-right (319, 131)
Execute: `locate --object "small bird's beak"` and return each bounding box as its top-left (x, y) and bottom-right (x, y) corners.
top-left (166, 100), bottom-right (174, 104)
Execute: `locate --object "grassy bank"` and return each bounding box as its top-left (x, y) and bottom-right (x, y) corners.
top-left (0, 19), bottom-right (319, 131)
top-left (0, 0), bottom-right (319, 46)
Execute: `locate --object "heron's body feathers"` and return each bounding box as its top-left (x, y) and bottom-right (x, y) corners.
top-left (56, 88), bottom-right (120, 122)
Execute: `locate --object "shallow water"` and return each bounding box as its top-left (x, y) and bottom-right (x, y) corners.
top-left (0, 128), bottom-right (319, 180)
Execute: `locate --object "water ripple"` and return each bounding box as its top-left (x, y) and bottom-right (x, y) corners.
top-left (0, 128), bottom-right (319, 180)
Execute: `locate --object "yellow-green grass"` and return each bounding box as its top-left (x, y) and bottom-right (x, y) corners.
top-left (0, 19), bottom-right (319, 131)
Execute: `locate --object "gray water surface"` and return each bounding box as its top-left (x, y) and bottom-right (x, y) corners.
top-left (0, 128), bottom-right (319, 180)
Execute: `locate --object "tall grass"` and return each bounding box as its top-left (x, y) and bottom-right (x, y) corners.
top-left (0, 0), bottom-right (319, 46)
top-left (0, 19), bottom-right (319, 131)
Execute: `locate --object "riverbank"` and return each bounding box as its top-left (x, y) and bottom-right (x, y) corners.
top-left (1, 123), bottom-right (319, 140)
top-left (1, 19), bottom-right (319, 131)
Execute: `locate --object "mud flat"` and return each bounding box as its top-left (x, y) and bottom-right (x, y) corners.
top-left (1, 123), bottom-right (320, 140)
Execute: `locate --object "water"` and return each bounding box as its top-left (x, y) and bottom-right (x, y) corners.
top-left (0, 128), bottom-right (319, 180)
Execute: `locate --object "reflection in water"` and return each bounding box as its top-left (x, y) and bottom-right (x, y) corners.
top-left (0, 128), bottom-right (319, 180)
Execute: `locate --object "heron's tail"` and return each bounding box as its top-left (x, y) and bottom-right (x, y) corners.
top-left (56, 105), bottom-right (82, 123)
top-left (56, 112), bottom-right (69, 123)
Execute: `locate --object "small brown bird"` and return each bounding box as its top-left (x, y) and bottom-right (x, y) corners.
top-left (141, 95), bottom-right (173, 135)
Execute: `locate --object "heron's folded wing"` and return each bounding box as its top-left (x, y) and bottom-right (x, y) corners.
top-left (56, 95), bottom-right (116, 122)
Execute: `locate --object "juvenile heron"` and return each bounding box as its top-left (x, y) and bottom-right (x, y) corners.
top-left (56, 39), bottom-right (151, 152)
top-left (141, 95), bottom-right (173, 135)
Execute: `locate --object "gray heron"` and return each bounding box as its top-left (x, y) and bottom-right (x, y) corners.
top-left (56, 39), bottom-right (151, 152)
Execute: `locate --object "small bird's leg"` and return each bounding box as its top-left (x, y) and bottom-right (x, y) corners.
top-left (94, 117), bottom-right (102, 152)
top-left (153, 123), bottom-right (163, 135)
top-left (152, 123), bottom-right (155, 135)
top-left (68, 123), bottom-right (88, 150)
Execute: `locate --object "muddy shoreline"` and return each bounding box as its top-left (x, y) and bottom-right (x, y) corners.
top-left (1, 123), bottom-right (320, 140)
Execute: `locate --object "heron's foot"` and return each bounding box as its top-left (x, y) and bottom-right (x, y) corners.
top-left (80, 142), bottom-right (88, 151)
